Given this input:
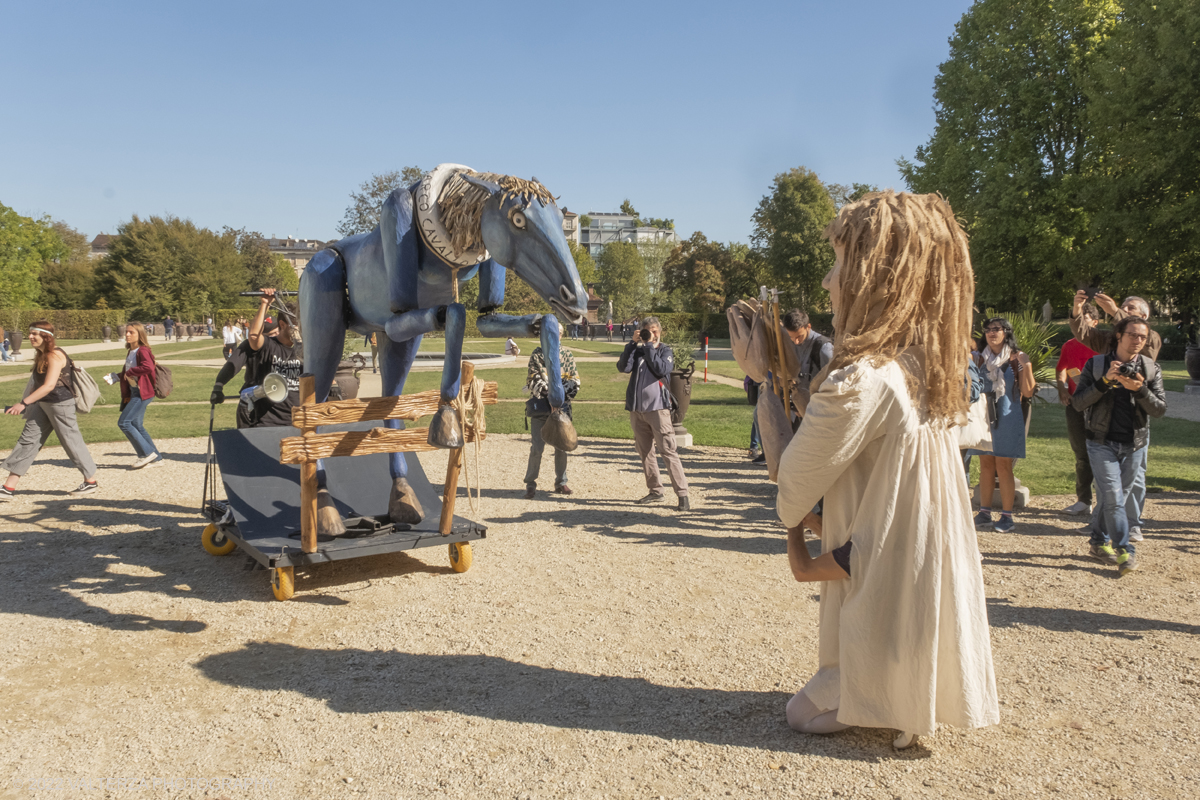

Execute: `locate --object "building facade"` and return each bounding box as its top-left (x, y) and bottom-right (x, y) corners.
top-left (267, 237), bottom-right (329, 277)
top-left (578, 212), bottom-right (677, 258)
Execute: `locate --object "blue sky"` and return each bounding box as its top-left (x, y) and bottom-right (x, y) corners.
top-left (0, 0), bottom-right (970, 245)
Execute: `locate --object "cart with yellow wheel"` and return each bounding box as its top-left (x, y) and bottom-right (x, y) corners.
top-left (200, 367), bottom-right (494, 601)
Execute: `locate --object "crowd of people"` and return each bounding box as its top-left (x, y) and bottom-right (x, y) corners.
top-left (0, 191), bottom-right (1180, 748)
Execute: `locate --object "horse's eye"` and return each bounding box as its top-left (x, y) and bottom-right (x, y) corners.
top-left (511, 210), bottom-right (527, 229)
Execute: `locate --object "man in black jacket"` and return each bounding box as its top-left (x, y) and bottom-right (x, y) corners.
top-left (1072, 317), bottom-right (1167, 576)
top-left (617, 316), bottom-right (690, 510)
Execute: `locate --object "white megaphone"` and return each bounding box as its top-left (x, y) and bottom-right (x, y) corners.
top-left (241, 372), bottom-right (289, 404)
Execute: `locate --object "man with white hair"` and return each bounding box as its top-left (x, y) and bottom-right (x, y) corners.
top-left (1070, 291), bottom-right (1161, 361)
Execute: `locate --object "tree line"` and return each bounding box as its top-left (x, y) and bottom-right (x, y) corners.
top-left (899, 0), bottom-right (1198, 319)
top-left (0, 202), bottom-right (298, 320)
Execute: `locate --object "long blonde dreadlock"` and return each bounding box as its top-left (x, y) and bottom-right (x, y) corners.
top-left (819, 191), bottom-right (974, 425)
top-left (437, 171), bottom-right (557, 257)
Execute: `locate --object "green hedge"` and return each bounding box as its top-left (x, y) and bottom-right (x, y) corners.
top-left (0, 309), bottom-right (127, 339)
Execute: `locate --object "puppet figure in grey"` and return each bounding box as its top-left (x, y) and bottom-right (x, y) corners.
top-left (301, 164), bottom-right (586, 535)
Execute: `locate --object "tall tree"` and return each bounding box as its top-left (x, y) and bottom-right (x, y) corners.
top-left (94, 215), bottom-right (247, 319)
top-left (751, 167), bottom-right (837, 309)
top-left (226, 228), bottom-right (278, 288)
top-left (596, 241), bottom-right (650, 320)
top-left (567, 240), bottom-right (596, 286)
top-left (39, 221), bottom-right (97, 309)
top-left (1086, 0), bottom-right (1200, 318)
top-left (826, 182), bottom-right (880, 210)
top-left (899, 0), bottom-right (1120, 309)
top-left (0, 203), bottom-right (60, 308)
top-left (637, 238), bottom-right (673, 298)
top-left (337, 167), bottom-right (425, 236)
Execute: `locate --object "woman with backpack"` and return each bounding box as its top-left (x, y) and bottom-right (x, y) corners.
top-left (117, 322), bottom-right (163, 468)
top-left (0, 321), bottom-right (99, 498)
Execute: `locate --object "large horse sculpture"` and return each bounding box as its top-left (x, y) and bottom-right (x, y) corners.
top-left (301, 164), bottom-right (587, 535)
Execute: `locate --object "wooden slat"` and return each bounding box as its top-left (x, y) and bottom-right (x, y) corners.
top-left (290, 383), bottom-right (498, 428)
top-left (439, 361), bottom-right (474, 536)
top-left (298, 375), bottom-right (318, 554)
top-left (279, 425), bottom-right (486, 464)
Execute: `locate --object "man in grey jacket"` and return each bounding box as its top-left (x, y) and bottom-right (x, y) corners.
top-left (617, 316), bottom-right (690, 510)
top-left (1072, 317), bottom-right (1167, 576)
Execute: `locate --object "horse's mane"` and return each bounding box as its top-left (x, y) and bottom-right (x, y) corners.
top-left (437, 171), bottom-right (556, 256)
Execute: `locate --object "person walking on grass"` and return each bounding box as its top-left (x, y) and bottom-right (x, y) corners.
top-left (0, 321), bottom-right (99, 499)
top-left (1072, 316), bottom-right (1166, 576)
top-left (115, 323), bottom-right (163, 469)
top-left (969, 317), bottom-right (1036, 533)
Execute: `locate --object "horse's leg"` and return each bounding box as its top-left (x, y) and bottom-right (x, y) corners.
top-left (378, 333), bottom-right (425, 525)
top-left (300, 249), bottom-right (349, 536)
top-left (477, 312), bottom-right (576, 446)
top-left (426, 302), bottom-right (466, 449)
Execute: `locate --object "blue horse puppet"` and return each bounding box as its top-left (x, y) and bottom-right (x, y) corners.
top-left (301, 164), bottom-right (587, 535)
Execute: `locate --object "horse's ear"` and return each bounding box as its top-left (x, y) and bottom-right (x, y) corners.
top-left (462, 174), bottom-right (502, 195)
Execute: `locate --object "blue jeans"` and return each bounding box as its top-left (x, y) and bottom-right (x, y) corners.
top-left (118, 386), bottom-right (159, 459)
top-left (1086, 439), bottom-right (1146, 553)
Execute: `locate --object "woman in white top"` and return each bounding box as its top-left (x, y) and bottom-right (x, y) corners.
top-left (221, 319), bottom-right (240, 359)
top-left (776, 191), bottom-right (999, 749)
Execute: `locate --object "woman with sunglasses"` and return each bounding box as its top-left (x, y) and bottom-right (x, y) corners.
top-left (0, 321), bottom-right (99, 498)
top-left (970, 317), bottom-right (1036, 532)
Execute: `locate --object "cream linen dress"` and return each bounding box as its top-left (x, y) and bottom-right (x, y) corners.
top-left (776, 351), bottom-right (999, 736)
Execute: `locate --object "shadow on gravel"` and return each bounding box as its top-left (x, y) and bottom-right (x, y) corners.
top-left (982, 551), bottom-right (1114, 578)
top-left (987, 598), bottom-right (1199, 639)
top-left (196, 642), bottom-right (901, 759)
top-left (0, 497), bottom-right (449, 630)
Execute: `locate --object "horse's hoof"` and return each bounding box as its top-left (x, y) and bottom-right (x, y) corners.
top-left (317, 488), bottom-right (346, 537)
top-left (541, 410), bottom-right (579, 452)
top-left (389, 477), bottom-right (424, 525)
top-left (427, 406), bottom-right (463, 449)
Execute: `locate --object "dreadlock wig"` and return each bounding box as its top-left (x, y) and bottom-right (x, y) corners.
top-left (821, 191), bottom-right (974, 425)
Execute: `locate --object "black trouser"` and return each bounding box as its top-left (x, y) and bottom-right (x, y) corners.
top-left (1065, 401), bottom-right (1093, 505)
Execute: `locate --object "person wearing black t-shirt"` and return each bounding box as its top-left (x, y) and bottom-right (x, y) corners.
top-left (1071, 317), bottom-right (1167, 576)
top-left (209, 288), bottom-right (303, 428)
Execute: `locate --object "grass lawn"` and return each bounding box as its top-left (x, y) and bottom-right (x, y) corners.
top-left (4, 350), bottom-right (1196, 499)
top-left (969, 400), bottom-right (1200, 496)
top-left (1158, 360), bottom-right (1187, 392)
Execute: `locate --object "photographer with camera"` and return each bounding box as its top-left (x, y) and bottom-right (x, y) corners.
top-left (1072, 317), bottom-right (1166, 576)
top-left (1070, 290), bottom-right (1161, 361)
top-left (617, 316), bottom-right (690, 511)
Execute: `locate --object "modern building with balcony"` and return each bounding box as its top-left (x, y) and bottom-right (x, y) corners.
top-left (578, 212), bottom-right (677, 258)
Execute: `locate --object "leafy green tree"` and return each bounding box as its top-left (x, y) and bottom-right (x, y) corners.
top-left (662, 233), bottom-right (769, 313)
top-left (1085, 0), bottom-right (1200, 320)
top-left (226, 228), bottom-right (279, 289)
top-left (94, 215), bottom-right (247, 320)
top-left (827, 183), bottom-right (879, 210)
top-left (567, 240), bottom-right (596, 286)
top-left (272, 254), bottom-right (300, 291)
top-left (597, 241), bottom-right (650, 320)
top-left (637, 238), bottom-right (673, 298)
top-left (692, 260), bottom-right (726, 316)
top-left (337, 167), bottom-right (425, 236)
top-left (39, 221), bottom-right (97, 309)
top-left (751, 167), bottom-right (837, 309)
top-left (618, 199), bottom-right (673, 229)
top-left (0, 203), bottom-right (60, 308)
top-left (899, 0), bottom-right (1120, 309)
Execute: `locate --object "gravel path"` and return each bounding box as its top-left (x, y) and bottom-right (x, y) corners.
top-left (0, 435), bottom-right (1197, 799)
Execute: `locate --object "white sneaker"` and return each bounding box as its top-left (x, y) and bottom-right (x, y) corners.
top-left (132, 454), bottom-right (157, 469)
top-left (1129, 527), bottom-right (1143, 542)
top-left (1062, 500), bottom-right (1091, 515)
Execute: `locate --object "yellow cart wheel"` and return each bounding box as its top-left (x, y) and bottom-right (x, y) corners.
top-left (270, 566), bottom-right (295, 601)
top-left (201, 523), bottom-right (237, 556)
top-left (449, 542), bottom-right (472, 573)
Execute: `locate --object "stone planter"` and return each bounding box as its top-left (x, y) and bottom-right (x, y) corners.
top-left (102, 325), bottom-right (112, 342)
top-left (117, 325), bottom-right (127, 341)
top-left (669, 365), bottom-right (694, 426)
top-left (333, 358), bottom-right (363, 400)
top-left (10, 331), bottom-right (22, 354)
top-left (1185, 343), bottom-right (1200, 394)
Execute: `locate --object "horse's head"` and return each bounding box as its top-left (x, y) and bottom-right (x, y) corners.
top-left (461, 174), bottom-right (587, 323)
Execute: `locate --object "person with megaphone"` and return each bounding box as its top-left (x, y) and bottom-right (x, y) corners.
top-left (210, 288), bottom-right (303, 428)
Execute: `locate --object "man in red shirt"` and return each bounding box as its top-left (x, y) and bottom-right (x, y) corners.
top-left (1056, 303), bottom-right (1099, 515)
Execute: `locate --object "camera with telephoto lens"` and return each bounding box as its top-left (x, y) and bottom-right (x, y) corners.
top-left (639, 328), bottom-right (652, 342)
top-left (1117, 360), bottom-right (1140, 379)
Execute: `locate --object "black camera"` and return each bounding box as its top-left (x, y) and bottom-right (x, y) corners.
top-left (1084, 286), bottom-right (1103, 300)
top-left (639, 328), bottom-right (652, 342)
top-left (1117, 360), bottom-right (1140, 379)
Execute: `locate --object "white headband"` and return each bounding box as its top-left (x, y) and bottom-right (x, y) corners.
top-left (29, 328), bottom-right (53, 336)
